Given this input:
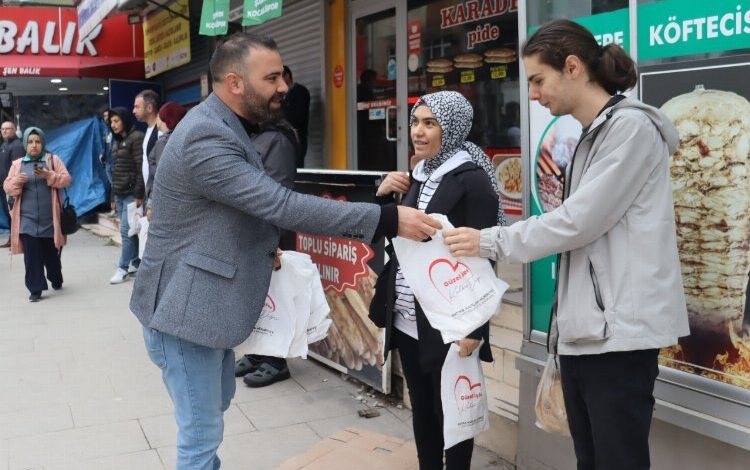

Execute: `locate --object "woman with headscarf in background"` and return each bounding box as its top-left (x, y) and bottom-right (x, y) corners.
top-left (3, 127), bottom-right (72, 302)
top-left (108, 107), bottom-right (145, 285)
top-left (369, 91), bottom-right (504, 470)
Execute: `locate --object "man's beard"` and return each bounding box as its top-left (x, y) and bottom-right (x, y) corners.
top-left (242, 80), bottom-right (284, 123)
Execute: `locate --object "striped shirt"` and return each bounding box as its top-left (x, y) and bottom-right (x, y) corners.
top-left (393, 151), bottom-right (472, 339)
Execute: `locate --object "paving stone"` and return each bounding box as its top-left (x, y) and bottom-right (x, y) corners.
top-left (44, 449), bottom-right (164, 470)
top-left (306, 410), bottom-right (414, 441)
top-left (237, 386), bottom-right (362, 430)
top-left (157, 424), bottom-right (321, 470)
top-left (0, 404), bottom-right (73, 440)
top-left (7, 420), bottom-right (150, 469)
top-left (69, 391), bottom-right (174, 428)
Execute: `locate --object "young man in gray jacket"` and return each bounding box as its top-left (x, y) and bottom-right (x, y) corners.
top-left (445, 20), bottom-right (690, 470)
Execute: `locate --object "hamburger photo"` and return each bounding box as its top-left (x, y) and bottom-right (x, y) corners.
top-left (453, 53), bottom-right (484, 69)
top-left (426, 57), bottom-right (453, 74)
top-left (484, 47), bottom-right (517, 64)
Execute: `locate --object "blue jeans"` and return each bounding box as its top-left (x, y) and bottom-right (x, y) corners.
top-left (115, 194), bottom-right (139, 270)
top-left (143, 327), bottom-right (236, 470)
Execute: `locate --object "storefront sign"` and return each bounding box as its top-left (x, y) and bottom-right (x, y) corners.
top-left (466, 22), bottom-right (500, 49)
top-left (431, 74), bottom-right (446, 87)
top-left (243, 0), bottom-right (283, 27)
top-left (529, 8), bottom-right (629, 52)
top-left (408, 20), bottom-right (422, 54)
top-left (199, 0), bottom-right (230, 36)
top-left (143, 0), bottom-right (190, 78)
top-left (440, 0), bottom-right (517, 29)
top-left (638, 0), bottom-right (750, 60)
top-left (76, 0), bottom-right (117, 40)
top-left (0, 7), bottom-right (144, 79)
top-left (490, 65), bottom-right (507, 79)
top-left (460, 70), bottom-right (475, 83)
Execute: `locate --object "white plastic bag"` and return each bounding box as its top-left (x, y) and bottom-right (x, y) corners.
top-left (534, 355), bottom-right (570, 436)
top-left (126, 201), bottom-right (141, 237)
top-left (441, 341), bottom-right (490, 449)
top-left (392, 214), bottom-right (509, 343)
top-left (235, 265), bottom-right (299, 358)
top-left (138, 218), bottom-right (149, 259)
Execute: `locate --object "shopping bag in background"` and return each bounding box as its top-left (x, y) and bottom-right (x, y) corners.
top-left (138, 218), bottom-right (149, 259)
top-left (126, 201), bottom-right (142, 237)
top-left (441, 341), bottom-right (489, 449)
top-left (534, 355), bottom-right (570, 436)
top-left (235, 264), bottom-right (300, 358)
top-left (392, 214), bottom-right (508, 343)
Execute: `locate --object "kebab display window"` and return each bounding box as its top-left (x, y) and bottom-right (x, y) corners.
top-left (405, 0), bottom-right (523, 216)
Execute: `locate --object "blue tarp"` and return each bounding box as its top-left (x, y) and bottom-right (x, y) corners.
top-left (0, 117), bottom-right (108, 232)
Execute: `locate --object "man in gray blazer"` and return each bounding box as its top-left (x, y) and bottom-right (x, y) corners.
top-left (129, 32), bottom-right (439, 470)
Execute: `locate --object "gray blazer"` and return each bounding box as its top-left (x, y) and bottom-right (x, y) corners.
top-left (129, 93), bottom-right (381, 349)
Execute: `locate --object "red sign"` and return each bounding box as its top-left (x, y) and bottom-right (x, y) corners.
top-left (0, 7), bottom-right (144, 79)
top-left (333, 64), bottom-right (344, 88)
top-left (408, 20), bottom-right (422, 54)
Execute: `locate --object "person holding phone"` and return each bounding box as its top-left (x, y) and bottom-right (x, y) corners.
top-left (3, 127), bottom-right (72, 302)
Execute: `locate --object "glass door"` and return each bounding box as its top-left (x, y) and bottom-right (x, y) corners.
top-left (349, 1), bottom-right (408, 171)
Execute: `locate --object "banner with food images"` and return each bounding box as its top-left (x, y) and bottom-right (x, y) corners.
top-left (640, 63), bottom-right (750, 390)
top-left (293, 171), bottom-right (390, 392)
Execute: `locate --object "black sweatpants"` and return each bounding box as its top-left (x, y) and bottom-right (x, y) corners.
top-left (559, 349), bottom-right (659, 470)
top-left (395, 329), bottom-right (474, 470)
top-left (20, 234), bottom-right (63, 294)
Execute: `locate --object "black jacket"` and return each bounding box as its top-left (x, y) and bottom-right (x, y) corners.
top-left (369, 162), bottom-right (499, 372)
top-left (1, 135), bottom-right (25, 182)
top-left (111, 126), bottom-right (145, 198)
top-left (282, 82), bottom-right (310, 166)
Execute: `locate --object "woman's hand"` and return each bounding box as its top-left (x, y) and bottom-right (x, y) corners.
top-left (443, 227), bottom-right (481, 257)
top-left (376, 171), bottom-right (410, 197)
top-left (454, 338), bottom-right (481, 357)
top-left (33, 167), bottom-right (53, 181)
top-left (273, 248), bottom-right (282, 270)
top-left (15, 172), bottom-right (28, 186)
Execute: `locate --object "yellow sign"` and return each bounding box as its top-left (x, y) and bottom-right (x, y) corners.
top-left (431, 75), bottom-right (445, 87)
top-left (460, 70), bottom-right (475, 83)
top-left (143, 0), bottom-right (191, 78)
top-left (490, 66), bottom-right (507, 80)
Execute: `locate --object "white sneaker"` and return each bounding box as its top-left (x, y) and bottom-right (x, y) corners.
top-left (110, 268), bottom-right (129, 284)
top-left (127, 264), bottom-right (138, 276)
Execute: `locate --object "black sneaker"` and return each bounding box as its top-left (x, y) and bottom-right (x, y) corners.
top-left (234, 354), bottom-right (264, 377)
top-left (52, 283), bottom-right (62, 290)
top-left (243, 361), bottom-right (290, 388)
top-left (29, 293), bottom-right (41, 302)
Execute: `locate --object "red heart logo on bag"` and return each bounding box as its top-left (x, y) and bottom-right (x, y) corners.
top-left (454, 374), bottom-right (483, 414)
top-left (428, 258), bottom-right (475, 303)
top-left (259, 295), bottom-right (276, 320)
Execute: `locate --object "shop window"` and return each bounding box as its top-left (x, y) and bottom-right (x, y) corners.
top-left (406, 0), bottom-right (521, 150)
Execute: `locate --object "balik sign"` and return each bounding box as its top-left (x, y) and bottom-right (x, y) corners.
top-left (0, 19), bottom-right (101, 56)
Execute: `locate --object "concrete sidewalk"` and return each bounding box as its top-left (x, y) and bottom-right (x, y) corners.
top-left (0, 230), bottom-right (509, 469)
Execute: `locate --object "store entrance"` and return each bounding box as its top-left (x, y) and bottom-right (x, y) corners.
top-left (349, 1), bottom-right (408, 171)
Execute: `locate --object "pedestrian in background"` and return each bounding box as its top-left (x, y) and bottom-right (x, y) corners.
top-left (1, 121), bottom-right (25, 247)
top-left (281, 65), bottom-right (310, 167)
top-left (3, 127), bottom-right (71, 302)
top-left (235, 115), bottom-right (299, 387)
top-left (133, 89), bottom-right (161, 208)
top-left (444, 19), bottom-right (690, 470)
top-left (108, 107), bottom-right (144, 285)
top-left (145, 101), bottom-right (187, 213)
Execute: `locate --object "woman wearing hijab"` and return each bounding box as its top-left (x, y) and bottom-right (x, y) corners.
top-left (3, 127), bottom-right (72, 302)
top-left (369, 91), bottom-right (503, 470)
top-left (145, 101), bottom-right (187, 212)
top-left (108, 107), bottom-right (145, 285)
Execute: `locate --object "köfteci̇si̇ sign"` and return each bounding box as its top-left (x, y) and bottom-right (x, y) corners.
top-left (392, 214), bottom-right (508, 343)
top-left (639, 0), bottom-right (750, 61)
top-left (243, 0), bottom-right (283, 27)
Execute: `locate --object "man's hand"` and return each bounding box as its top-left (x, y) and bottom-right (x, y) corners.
top-left (15, 173), bottom-right (28, 186)
top-left (111, 201), bottom-right (116, 212)
top-left (454, 338), bottom-right (481, 357)
top-left (396, 206), bottom-right (441, 241)
top-left (376, 171), bottom-right (410, 197)
top-left (273, 249), bottom-right (282, 270)
top-left (443, 227), bottom-right (481, 257)
top-left (135, 198), bottom-right (143, 208)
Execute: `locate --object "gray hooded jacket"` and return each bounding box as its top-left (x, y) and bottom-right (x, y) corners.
top-left (480, 97), bottom-right (690, 355)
